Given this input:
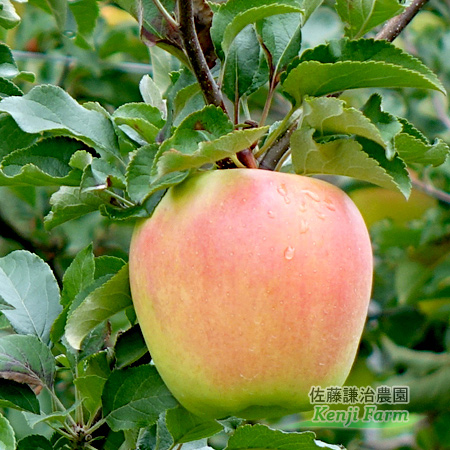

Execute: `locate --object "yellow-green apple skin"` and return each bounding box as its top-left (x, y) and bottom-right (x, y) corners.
top-left (129, 169), bottom-right (373, 419)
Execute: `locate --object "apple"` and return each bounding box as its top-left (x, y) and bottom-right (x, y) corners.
top-left (129, 169), bottom-right (373, 419)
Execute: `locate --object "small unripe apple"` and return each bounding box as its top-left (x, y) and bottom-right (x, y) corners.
top-left (129, 169), bottom-right (373, 419)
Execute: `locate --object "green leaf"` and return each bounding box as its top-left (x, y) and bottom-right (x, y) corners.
top-left (115, 325), bottom-right (149, 369)
top-left (281, 39), bottom-right (445, 103)
top-left (335, 0), bottom-right (404, 39)
top-left (291, 127), bottom-right (411, 197)
top-left (0, 334), bottom-right (56, 390)
top-left (302, 96), bottom-right (387, 146)
top-left (50, 248), bottom-right (105, 345)
top-left (81, 158), bottom-right (126, 193)
top-left (102, 365), bottom-right (178, 431)
top-left (165, 406), bottom-right (223, 443)
top-left (0, 379), bottom-right (40, 413)
top-left (60, 243), bottom-right (95, 307)
top-left (0, 250), bottom-right (62, 345)
top-left (255, 13), bottom-right (302, 75)
top-left (44, 186), bottom-right (109, 230)
top-left (0, 137), bottom-right (84, 186)
top-left (99, 202), bottom-right (150, 221)
top-left (139, 75), bottom-right (167, 118)
top-left (395, 134), bottom-right (449, 167)
top-left (0, 43), bottom-right (21, 79)
top-left (68, 0), bottom-right (99, 50)
top-left (0, 413), bottom-right (15, 450)
top-left (113, 103), bottom-right (165, 145)
top-left (0, 85), bottom-right (120, 161)
top-left (226, 424), bottom-right (329, 450)
top-left (0, 77), bottom-right (22, 97)
top-left (42, 0), bottom-right (67, 29)
top-left (25, 401), bottom-right (83, 428)
top-left (210, 0), bottom-right (303, 59)
top-left (299, 0), bottom-right (323, 23)
top-left (0, 43), bottom-right (34, 87)
top-left (74, 374), bottom-right (107, 416)
top-left (65, 263), bottom-right (132, 350)
top-left (223, 25), bottom-right (269, 102)
top-left (17, 435), bottom-right (53, 450)
top-left (0, 114), bottom-right (38, 159)
top-left (0, 0), bottom-right (20, 29)
top-left (155, 127), bottom-right (268, 178)
top-left (361, 93), bottom-right (402, 160)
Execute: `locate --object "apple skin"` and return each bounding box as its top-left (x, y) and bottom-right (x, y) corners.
top-left (129, 169), bottom-right (373, 419)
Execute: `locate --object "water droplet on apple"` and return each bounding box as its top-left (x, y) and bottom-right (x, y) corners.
top-left (299, 200), bottom-right (307, 212)
top-left (267, 210), bottom-right (275, 218)
top-left (300, 219), bottom-right (309, 234)
top-left (317, 211), bottom-right (326, 220)
top-left (284, 196), bottom-right (291, 204)
top-left (277, 184), bottom-right (288, 197)
top-left (284, 246), bottom-right (295, 260)
top-left (302, 189), bottom-right (320, 202)
top-left (324, 198), bottom-right (336, 211)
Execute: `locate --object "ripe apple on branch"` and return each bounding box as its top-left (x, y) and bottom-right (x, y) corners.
top-left (127, 0), bottom-right (447, 419)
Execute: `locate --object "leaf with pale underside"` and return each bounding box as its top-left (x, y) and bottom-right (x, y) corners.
top-left (291, 127), bottom-right (410, 197)
top-left (0, 335), bottom-right (56, 392)
top-left (0, 413), bottom-right (15, 450)
top-left (395, 134), bottom-right (449, 167)
top-left (0, 85), bottom-right (120, 161)
top-left (302, 96), bottom-right (386, 146)
top-left (0, 138), bottom-right (85, 187)
top-left (226, 423), bottom-right (341, 450)
top-left (113, 103), bottom-right (165, 145)
top-left (0, 0), bottom-right (20, 29)
top-left (0, 251), bottom-right (61, 345)
top-left (156, 127), bottom-right (268, 178)
top-left (44, 186), bottom-right (110, 230)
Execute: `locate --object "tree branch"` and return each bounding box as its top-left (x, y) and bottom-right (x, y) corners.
top-left (178, 0), bottom-right (258, 168)
top-left (259, 0), bottom-right (431, 171)
top-left (178, 0), bottom-right (226, 111)
top-left (375, 0), bottom-right (430, 41)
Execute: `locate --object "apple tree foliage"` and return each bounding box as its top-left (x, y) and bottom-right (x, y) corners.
top-left (0, 0), bottom-right (449, 448)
